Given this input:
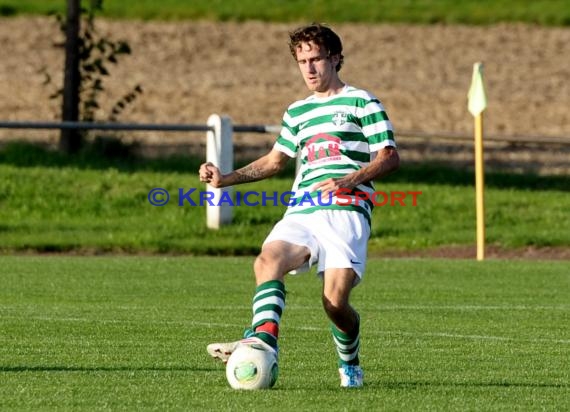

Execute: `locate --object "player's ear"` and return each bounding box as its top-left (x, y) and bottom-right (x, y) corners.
top-left (329, 54), bottom-right (340, 69)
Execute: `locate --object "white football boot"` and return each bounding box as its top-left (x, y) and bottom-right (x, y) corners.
top-left (338, 364), bottom-right (364, 388)
top-left (207, 336), bottom-right (278, 364)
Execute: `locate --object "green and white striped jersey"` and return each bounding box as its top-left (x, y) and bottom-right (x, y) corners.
top-left (274, 85), bottom-right (396, 225)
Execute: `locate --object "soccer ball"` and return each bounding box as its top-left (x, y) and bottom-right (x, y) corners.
top-left (225, 343), bottom-right (279, 390)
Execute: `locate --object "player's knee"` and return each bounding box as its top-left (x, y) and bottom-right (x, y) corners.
top-left (254, 253), bottom-right (268, 274)
top-left (254, 251), bottom-right (284, 281)
top-left (322, 295), bottom-right (347, 318)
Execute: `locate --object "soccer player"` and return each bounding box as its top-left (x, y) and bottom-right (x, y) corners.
top-left (199, 23), bottom-right (399, 388)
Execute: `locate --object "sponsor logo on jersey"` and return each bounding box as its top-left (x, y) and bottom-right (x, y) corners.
top-left (305, 133), bottom-right (342, 164)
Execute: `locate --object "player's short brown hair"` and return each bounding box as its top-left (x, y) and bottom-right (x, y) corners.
top-left (288, 23), bottom-right (344, 72)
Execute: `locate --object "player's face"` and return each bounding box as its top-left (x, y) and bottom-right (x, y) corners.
top-left (295, 41), bottom-right (340, 94)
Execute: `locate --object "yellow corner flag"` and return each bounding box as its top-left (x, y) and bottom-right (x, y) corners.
top-left (468, 62), bottom-right (487, 117)
top-left (468, 62), bottom-right (487, 261)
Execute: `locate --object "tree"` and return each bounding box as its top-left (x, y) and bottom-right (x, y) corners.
top-left (60, 0), bottom-right (81, 154)
top-left (55, 0), bottom-right (142, 154)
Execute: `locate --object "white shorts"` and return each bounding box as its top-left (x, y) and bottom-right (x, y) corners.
top-left (262, 210), bottom-right (370, 284)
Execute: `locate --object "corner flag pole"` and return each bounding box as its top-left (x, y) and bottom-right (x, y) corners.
top-left (468, 62), bottom-right (487, 261)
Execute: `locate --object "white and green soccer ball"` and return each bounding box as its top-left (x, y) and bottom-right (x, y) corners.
top-left (225, 344), bottom-right (278, 390)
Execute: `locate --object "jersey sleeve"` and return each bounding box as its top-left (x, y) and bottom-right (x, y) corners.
top-left (273, 110), bottom-right (298, 158)
top-left (360, 98), bottom-right (396, 152)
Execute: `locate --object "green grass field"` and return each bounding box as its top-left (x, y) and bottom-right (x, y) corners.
top-left (2, 0), bottom-right (570, 26)
top-left (1, 256), bottom-right (568, 410)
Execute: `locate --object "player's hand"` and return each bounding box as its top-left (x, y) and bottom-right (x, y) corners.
top-left (199, 162), bottom-right (223, 188)
top-left (313, 178), bottom-right (354, 200)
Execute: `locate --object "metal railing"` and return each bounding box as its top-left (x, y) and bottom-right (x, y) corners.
top-left (0, 120), bottom-right (282, 134)
top-left (0, 120), bottom-right (568, 145)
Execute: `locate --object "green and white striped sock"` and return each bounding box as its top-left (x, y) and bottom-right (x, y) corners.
top-left (251, 280), bottom-right (285, 349)
top-left (331, 317), bottom-right (360, 366)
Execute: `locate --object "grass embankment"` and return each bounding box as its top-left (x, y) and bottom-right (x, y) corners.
top-left (1, 0), bottom-right (570, 26)
top-left (1, 142), bottom-right (568, 255)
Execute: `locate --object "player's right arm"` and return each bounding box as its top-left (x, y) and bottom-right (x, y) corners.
top-left (199, 148), bottom-right (290, 188)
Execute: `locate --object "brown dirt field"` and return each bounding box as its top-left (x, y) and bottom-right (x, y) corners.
top-left (2, 18), bottom-right (569, 161)
top-left (9, 245), bottom-right (570, 260)
top-left (377, 245), bottom-right (570, 261)
top-left (1, 18), bottom-right (569, 259)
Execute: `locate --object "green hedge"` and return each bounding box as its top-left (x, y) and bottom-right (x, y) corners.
top-left (2, 0), bottom-right (570, 26)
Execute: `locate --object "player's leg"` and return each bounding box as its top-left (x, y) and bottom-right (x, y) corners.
top-left (322, 267), bottom-right (364, 388)
top-left (207, 240), bottom-right (310, 362)
top-left (249, 240), bottom-right (310, 348)
top-left (313, 210), bottom-right (367, 386)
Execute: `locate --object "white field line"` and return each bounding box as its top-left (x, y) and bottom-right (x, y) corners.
top-left (369, 330), bottom-right (570, 345)
top-left (373, 305), bottom-right (570, 311)
top-left (1, 314), bottom-right (569, 345)
top-left (112, 304), bottom-right (570, 311)
top-left (1, 304), bottom-right (568, 312)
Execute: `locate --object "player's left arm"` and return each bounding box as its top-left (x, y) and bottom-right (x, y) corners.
top-left (352, 146), bottom-right (400, 184)
top-left (314, 146), bottom-right (399, 197)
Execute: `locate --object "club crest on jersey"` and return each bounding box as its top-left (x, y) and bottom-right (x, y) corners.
top-left (332, 111), bottom-right (348, 126)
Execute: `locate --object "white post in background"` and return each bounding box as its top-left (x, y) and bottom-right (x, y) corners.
top-left (206, 114), bottom-right (233, 229)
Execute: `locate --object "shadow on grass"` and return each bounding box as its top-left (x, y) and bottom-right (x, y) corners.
top-left (0, 139), bottom-right (203, 174)
top-left (1, 140), bottom-right (568, 191)
top-left (0, 365), bottom-right (217, 372)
